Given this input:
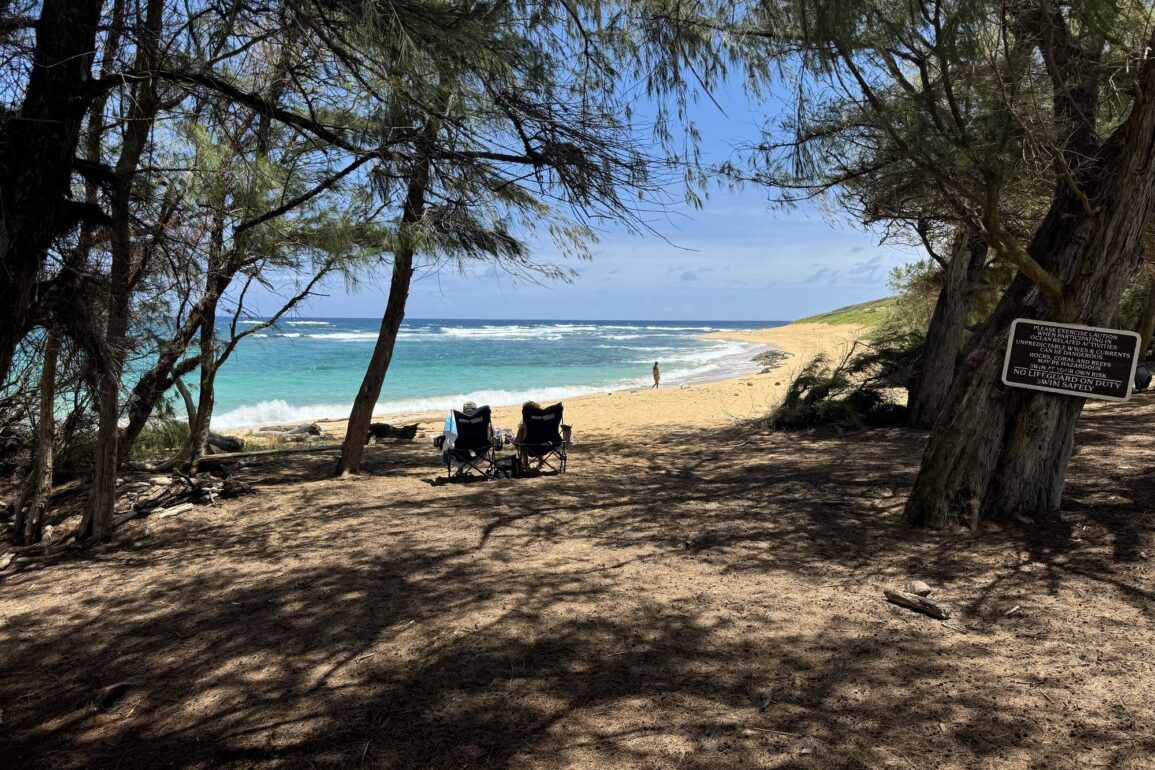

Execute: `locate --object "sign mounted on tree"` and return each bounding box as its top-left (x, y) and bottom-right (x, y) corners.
top-left (1002, 319), bottom-right (1141, 402)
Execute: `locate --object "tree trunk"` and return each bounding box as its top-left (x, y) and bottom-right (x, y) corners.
top-left (14, 329), bottom-right (59, 546)
top-left (82, 0), bottom-right (165, 541)
top-left (117, 286), bottom-right (222, 462)
top-left (0, 0), bottom-right (103, 384)
top-left (187, 317), bottom-right (218, 474)
top-left (905, 74), bottom-right (1155, 527)
top-left (335, 251), bottom-right (417, 476)
top-left (907, 229), bottom-right (989, 429)
top-left (85, 289), bottom-right (129, 542)
top-left (118, 354), bottom-right (202, 463)
top-left (335, 124), bottom-right (435, 476)
top-left (1135, 269), bottom-right (1155, 358)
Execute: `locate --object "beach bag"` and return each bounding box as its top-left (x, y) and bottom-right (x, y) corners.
top-left (1136, 365), bottom-right (1152, 392)
top-left (495, 455), bottom-right (521, 479)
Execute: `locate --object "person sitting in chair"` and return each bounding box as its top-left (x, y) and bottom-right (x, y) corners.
top-left (515, 400), bottom-right (540, 470)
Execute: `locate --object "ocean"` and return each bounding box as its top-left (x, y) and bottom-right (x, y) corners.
top-left (208, 318), bottom-right (785, 428)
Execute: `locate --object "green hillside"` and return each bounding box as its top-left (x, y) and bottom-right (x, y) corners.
top-left (795, 297), bottom-right (896, 326)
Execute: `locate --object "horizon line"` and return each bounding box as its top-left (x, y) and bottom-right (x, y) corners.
top-left (214, 316), bottom-right (795, 323)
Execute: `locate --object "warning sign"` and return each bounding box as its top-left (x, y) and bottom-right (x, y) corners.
top-left (1002, 319), bottom-right (1141, 402)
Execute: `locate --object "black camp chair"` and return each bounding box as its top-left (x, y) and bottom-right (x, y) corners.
top-left (513, 402), bottom-right (568, 474)
top-left (445, 406), bottom-right (497, 479)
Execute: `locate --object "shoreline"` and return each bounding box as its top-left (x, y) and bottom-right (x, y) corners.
top-left (230, 321), bottom-right (866, 441)
top-left (212, 330), bottom-right (771, 432)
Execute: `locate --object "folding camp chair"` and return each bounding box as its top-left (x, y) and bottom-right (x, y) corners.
top-left (444, 405), bottom-right (497, 479)
top-left (512, 402), bottom-right (568, 474)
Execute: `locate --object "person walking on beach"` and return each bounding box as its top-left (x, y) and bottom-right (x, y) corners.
top-left (652, 361), bottom-right (661, 389)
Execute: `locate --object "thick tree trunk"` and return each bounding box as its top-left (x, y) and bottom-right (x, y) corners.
top-left (14, 329), bottom-right (59, 546)
top-left (907, 230), bottom-right (989, 429)
top-left (903, 279), bottom-right (1082, 527)
top-left (0, 0), bottom-right (102, 384)
top-left (1135, 270), bottom-right (1155, 357)
top-left (905, 73), bottom-right (1155, 527)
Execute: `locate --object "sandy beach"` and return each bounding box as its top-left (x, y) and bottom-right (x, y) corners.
top-left (289, 321), bottom-right (869, 441)
top-left (6, 318), bottom-right (1154, 770)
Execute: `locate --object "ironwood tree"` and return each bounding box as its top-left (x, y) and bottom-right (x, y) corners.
top-left (330, 0), bottom-right (665, 475)
top-left (734, 0), bottom-right (1155, 527)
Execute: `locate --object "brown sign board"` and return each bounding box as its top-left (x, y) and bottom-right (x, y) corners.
top-left (1002, 319), bottom-right (1141, 402)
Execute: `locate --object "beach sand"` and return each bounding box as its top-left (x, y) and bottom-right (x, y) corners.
top-left (295, 321), bottom-right (869, 441)
top-left (5, 321), bottom-right (1155, 769)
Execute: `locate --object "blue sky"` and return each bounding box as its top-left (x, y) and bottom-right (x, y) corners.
top-left (268, 189), bottom-right (917, 321)
top-left (251, 74), bottom-right (921, 322)
top-left (405, 193), bottom-right (911, 321)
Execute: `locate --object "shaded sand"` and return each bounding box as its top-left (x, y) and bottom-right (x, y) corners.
top-left (296, 321), bottom-right (868, 441)
top-left (3, 392), bottom-right (1154, 769)
top-left (5, 320), bottom-right (1155, 770)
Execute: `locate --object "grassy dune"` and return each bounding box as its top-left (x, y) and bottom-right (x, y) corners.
top-left (795, 296), bottom-right (896, 326)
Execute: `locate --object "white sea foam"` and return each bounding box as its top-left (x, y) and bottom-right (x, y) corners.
top-left (435, 323), bottom-right (615, 340)
top-left (212, 399), bottom-right (353, 428)
top-left (597, 345), bottom-right (680, 352)
top-left (644, 340), bottom-right (752, 366)
top-left (437, 325), bottom-right (573, 339)
top-left (278, 332), bottom-right (301, 338)
top-left (307, 332), bottom-right (380, 341)
top-left (286, 321), bottom-right (331, 326)
top-left (212, 383), bottom-right (640, 429)
top-left (642, 325), bottom-right (718, 331)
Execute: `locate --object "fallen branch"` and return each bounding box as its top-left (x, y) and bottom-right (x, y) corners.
top-left (208, 432), bottom-right (244, 452)
top-left (884, 588), bottom-right (952, 620)
top-left (155, 502), bottom-right (194, 519)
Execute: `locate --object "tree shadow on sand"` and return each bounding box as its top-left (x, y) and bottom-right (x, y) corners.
top-left (3, 397), bottom-right (1154, 769)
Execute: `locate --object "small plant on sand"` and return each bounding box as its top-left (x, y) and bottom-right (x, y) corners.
top-left (131, 417), bottom-right (192, 461)
top-left (767, 334), bottom-right (920, 430)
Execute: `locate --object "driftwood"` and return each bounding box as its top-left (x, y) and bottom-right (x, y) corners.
top-left (208, 432), bottom-right (244, 452)
top-left (254, 423), bottom-right (323, 438)
top-left (122, 431), bottom-right (239, 473)
top-left (113, 473), bottom-right (253, 530)
top-left (156, 502), bottom-right (195, 519)
top-left (884, 588), bottom-right (952, 620)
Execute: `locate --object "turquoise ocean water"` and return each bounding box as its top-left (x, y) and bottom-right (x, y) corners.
top-left (208, 318), bottom-right (786, 428)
